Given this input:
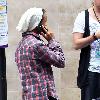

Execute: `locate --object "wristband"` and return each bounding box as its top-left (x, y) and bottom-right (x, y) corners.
top-left (93, 33), bottom-right (98, 40)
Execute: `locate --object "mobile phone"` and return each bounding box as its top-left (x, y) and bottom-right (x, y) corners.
top-left (37, 23), bottom-right (48, 34)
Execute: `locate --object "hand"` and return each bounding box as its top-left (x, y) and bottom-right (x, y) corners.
top-left (40, 25), bottom-right (54, 41)
top-left (95, 30), bottom-right (100, 39)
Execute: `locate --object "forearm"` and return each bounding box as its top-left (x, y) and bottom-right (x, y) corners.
top-left (36, 39), bottom-right (65, 68)
top-left (74, 35), bottom-right (95, 50)
top-left (48, 39), bottom-right (65, 68)
top-left (48, 39), bottom-right (62, 52)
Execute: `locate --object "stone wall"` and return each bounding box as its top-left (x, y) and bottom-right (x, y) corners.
top-left (7, 0), bottom-right (91, 100)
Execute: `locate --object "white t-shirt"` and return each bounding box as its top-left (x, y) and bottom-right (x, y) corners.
top-left (73, 11), bottom-right (100, 73)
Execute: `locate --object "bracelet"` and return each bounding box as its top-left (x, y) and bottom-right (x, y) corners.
top-left (93, 33), bottom-right (98, 40)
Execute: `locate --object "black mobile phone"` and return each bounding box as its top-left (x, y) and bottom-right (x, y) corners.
top-left (37, 23), bottom-right (48, 34)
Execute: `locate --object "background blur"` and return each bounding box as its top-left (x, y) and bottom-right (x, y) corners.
top-left (7, 0), bottom-right (91, 100)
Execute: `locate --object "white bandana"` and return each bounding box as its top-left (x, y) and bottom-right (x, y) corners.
top-left (16, 7), bottom-right (43, 33)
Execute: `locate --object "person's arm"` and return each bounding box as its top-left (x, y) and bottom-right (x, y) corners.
top-left (73, 32), bottom-right (94, 50)
top-left (35, 39), bottom-right (65, 68)
top-left (73, 31), bottom-right (100, 50)
top-left (72, 11), bottom-right (100, 50)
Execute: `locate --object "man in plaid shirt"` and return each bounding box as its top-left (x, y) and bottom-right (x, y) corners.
top-left (15, 8), bottom-right (65, 100)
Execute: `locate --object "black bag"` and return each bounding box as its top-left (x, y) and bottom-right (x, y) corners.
top-left (77, 9), bottom-right (91, 89)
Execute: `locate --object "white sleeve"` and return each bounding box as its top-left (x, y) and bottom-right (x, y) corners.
top-left (72, 11), bottom-right (85, 34)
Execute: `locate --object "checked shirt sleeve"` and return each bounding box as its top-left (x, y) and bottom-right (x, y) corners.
top-left (36, 39), bottom-right (65, 68)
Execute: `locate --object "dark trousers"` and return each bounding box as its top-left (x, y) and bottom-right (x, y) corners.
top-left (48, 96), bottom-right (57, 100)
top-left (81, 71), bottom-right (100, 100)
top-left (81, 85), bottom-right (91, 100)
top-left (0, 48), bottom-right (7, 100)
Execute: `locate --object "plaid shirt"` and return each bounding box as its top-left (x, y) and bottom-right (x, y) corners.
top-left (15, 32), bottom-right (65, 100)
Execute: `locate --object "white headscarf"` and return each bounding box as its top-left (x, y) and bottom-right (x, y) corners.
top-left (16, 7), bottom-right (43, 33)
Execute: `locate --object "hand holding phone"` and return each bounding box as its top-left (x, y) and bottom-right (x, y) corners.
top-left (40, 27), bottom-right (54, 42)
top-left (37, 24), bottom-right (48, 34)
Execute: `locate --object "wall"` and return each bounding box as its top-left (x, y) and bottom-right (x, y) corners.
top-left (7, 0), bottom-right (91, 100)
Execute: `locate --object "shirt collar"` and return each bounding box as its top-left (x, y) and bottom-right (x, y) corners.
top-left (22, 31), bottom-right (41, 40)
